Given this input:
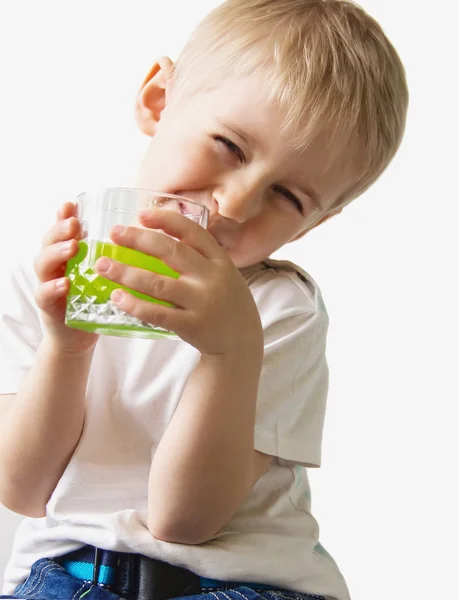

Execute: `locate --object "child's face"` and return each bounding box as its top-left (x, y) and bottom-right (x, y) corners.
top-left (135, 65), bottom-right (355, 268)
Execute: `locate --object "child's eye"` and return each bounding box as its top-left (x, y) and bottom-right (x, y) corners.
top-left (213, 135), bottom-right (246, 164)
top-left (273, 185), bottom-right (304, 214)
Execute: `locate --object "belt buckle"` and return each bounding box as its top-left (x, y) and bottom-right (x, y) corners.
top-left (134, 555), bottom-right (201, 600)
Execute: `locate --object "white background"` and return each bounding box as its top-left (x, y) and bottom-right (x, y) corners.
top-left (0, 1), bottom-right (457, 599)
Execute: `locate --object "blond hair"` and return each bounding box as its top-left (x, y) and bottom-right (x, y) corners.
top-left (170, 0), bottom-right (409, 208)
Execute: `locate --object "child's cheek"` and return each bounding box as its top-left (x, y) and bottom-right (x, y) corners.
top-left (163, 141), bottom-right (219, 190)
top-left (136, 131), bottom-right (219, 193)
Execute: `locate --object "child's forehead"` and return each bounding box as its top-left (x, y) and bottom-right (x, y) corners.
top-left (179, 76), bottom-right (296, 144)
top-left (178, 75), bottom-right (272, 112)
top-left (188, 77), bottom-right (350, 162)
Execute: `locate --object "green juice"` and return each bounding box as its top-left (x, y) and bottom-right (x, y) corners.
top-left (65, 240), bottom-right (179, 339)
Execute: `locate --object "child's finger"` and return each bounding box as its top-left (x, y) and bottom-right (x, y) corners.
top-left (110, 290), bottom-right (182, 334)
top-left (41, 217), bottom-right (81, 249)
top-left (56, 202), bottom-right (77, 222)
top-left (138, 209), bottom-right (221, 260)
top-left (94, 258), bottom-right (195, 308)
top-left (110, 224), bottom-right (206, 276)
top-left (35, 278), bottom-right (69, 312)
top-left (34, 239), bottom-right (79, 283)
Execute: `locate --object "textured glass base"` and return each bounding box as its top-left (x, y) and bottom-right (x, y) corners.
top-left (66, 299), bottom-right (178, 339)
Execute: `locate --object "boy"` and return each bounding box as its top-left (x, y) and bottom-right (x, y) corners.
top-left (0, 1), bottom-right (408, 599)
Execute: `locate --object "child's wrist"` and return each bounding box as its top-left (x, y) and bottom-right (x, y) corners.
top-left (41, 333), bottom-right (97, 361)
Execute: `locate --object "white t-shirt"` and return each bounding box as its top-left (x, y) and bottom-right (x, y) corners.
top-left (0, 258), bottom-right (351, 600)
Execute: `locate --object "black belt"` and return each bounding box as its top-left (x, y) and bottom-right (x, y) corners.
top-left (56, 546), bottom-right (275, 600)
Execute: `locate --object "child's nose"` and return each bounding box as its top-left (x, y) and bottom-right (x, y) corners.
top-left (213, 181), bottom-right (263, 223)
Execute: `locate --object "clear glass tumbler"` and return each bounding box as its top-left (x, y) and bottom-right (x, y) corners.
top-left (65, 188), bottom-right (209, 339)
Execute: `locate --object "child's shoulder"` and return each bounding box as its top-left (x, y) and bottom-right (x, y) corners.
top-left (240, 258), bottom-right (328, 321)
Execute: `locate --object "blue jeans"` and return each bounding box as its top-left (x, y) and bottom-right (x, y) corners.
top-left (0, 558), bottom-right (325, 600)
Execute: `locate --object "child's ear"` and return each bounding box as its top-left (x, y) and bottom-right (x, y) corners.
top-left (135, 56), bottom-right (174, 137)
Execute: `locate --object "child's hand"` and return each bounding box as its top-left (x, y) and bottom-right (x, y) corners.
top-left (34, 202), bottom-right (99, 354)
top-left (95, 209), bottom-right (264, 359)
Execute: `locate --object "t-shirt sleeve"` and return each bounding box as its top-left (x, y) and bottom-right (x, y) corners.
top-left (249, 264), bottom-right (329, 468)
top-left (0, 262), bottom-right (43, 394)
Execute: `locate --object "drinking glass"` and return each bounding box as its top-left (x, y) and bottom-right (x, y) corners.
top-left (65, 188), bottom-right (208, 339)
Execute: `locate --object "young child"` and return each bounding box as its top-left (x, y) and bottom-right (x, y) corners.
top-left (0, 1), bottom-right (408, 599)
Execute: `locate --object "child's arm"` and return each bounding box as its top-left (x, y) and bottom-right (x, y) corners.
top-left (91, 209), bottom-right (269, 545)
top-left (0, 341), bottom-right (94, 517)
top-left (147, 349), bottom-right (269, 545)
top-left (0, 202), bottom-right (98, 517)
